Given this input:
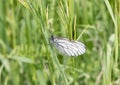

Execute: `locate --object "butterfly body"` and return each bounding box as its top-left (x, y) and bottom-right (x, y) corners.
top-left (50, 36), bottom-right (86, 57)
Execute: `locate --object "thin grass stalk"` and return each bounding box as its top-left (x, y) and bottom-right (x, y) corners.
top-left (114, 0), bottom-right (119, 68)
top-left (74, 15), bottom-right (76, 40)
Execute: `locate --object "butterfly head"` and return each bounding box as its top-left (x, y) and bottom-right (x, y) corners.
top-left (50, 35), bottom-right (55, 43)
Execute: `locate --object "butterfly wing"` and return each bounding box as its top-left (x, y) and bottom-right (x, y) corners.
top-left (51, 37), bottom-right (86, 57)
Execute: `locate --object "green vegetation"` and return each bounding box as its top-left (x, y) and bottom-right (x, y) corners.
top-left (0, 0), bottom-right (119, 85)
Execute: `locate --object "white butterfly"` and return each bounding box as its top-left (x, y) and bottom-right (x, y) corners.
top-left (50, 35), bottom-right (86, 57)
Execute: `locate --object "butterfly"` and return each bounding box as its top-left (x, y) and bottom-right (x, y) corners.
top-left (50, 35), bottom-right (86, 57)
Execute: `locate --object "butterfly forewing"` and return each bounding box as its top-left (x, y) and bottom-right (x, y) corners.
top-left (50, 36), bottom-right (86, 57)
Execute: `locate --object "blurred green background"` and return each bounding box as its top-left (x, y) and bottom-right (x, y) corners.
top-left (0, 0), bottom-right (119, 85)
